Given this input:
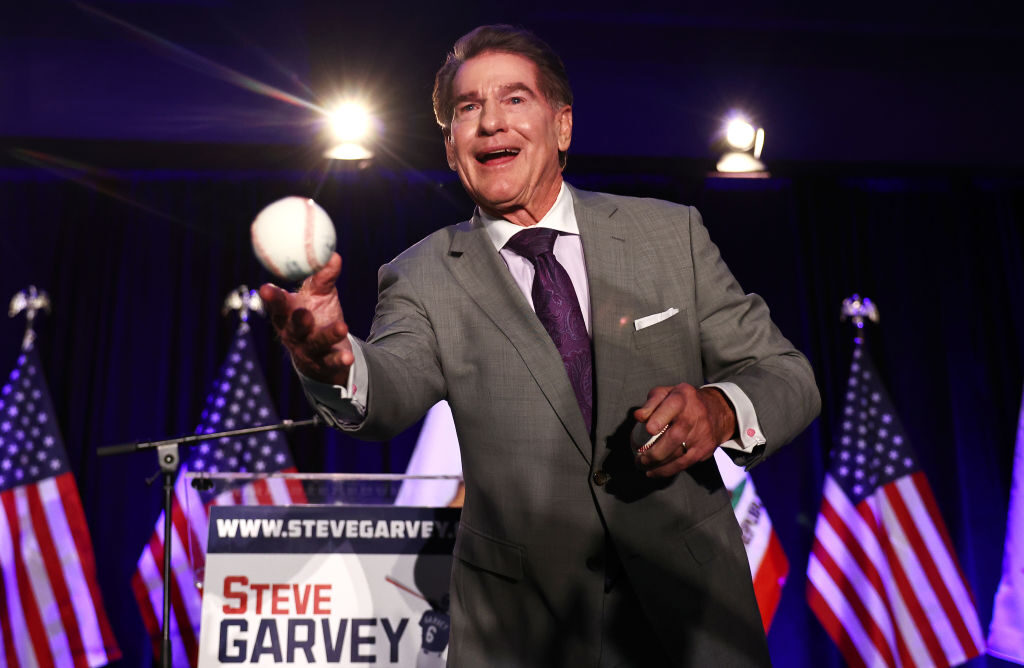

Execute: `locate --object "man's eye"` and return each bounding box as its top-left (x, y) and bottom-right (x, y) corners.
top-left (508, 96), bottom-right (524, 105)
top-left (459, 103), bottom-right (478, 113)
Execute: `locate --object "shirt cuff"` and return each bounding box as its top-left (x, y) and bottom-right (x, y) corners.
top-left (297, 338), bottom-right (368, 426)
top-left (703, 381), bottom-right (765, 453)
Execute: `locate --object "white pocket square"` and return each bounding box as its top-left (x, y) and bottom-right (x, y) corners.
top-left (634, 307), bottom-right (679, 331)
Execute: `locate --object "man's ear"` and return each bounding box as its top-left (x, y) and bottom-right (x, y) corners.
top-left (444, 132), bottom-right (457, 171)
top-left (556, 106), bottom-right (573, 153)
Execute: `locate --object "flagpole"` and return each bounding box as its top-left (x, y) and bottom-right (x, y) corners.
top-left (96, 286), bottom-right (320, 668)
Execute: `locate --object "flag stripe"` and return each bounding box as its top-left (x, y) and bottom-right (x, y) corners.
top-left (858, 498), bottom-right (936, 668)
top-left (25, 481), bottom-right (86, 668)
top-left (131, 570), bottom-right (162, 659)
top-left (145, 531), bottom-right (197, 664)
top-left (0, 493), bottom-right (39, 668)
top-left (811, 536), bottom-right (898, 666)
top-left (751, 529), bottom-right (788, 631)
top-left (870, 500), bottom-right (949, 667)
top-left (0, 570), bottom-right (10, 668)
top-left (821, 480), bottom-right (909, 663)
top-left (904, 474), bottom-right (985, 631)
top-left (17, 486), bottom-right (76, 667)
top-left (882, 482), bottom-right (980, 662)
top-left (148, 522), bottom-right (200, 664)
top-left (2, 489), bottom-right (54, 667)
top-left (878, 488), bottom-right (964, 662)
top-left (819, 494), bottom-right (895, 631)
top-left (807, 556), bottom-right (875, 668)
top-left (52, 473), bottom-right (120, 662)
top-left (135, 544), bottom-right (189, 664)
top-left (175, 471), bottom-right (208, 576)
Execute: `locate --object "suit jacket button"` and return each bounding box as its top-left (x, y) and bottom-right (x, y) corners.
top-left (592, 470), bottom-right (610, 486)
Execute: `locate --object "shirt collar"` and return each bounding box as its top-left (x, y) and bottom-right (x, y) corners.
top-left (479, 182), bottom-right (579, 251)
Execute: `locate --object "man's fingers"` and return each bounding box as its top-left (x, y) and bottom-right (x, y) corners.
top-left (259, 284), bottom-right (292, 331)
top-left (304, 253), bottom-right (342, 295)
top-left (634, 386), bottom-right (671, 425)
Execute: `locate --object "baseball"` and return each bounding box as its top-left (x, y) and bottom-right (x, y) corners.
top-left (250, 196), bottom-right (336, 281)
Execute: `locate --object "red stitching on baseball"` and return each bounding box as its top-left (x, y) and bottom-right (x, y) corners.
top-left (304, 199), bottom-right (320, 271)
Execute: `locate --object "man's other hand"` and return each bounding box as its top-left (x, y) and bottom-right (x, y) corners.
top-left (632, 383), bottom-right (737, 478)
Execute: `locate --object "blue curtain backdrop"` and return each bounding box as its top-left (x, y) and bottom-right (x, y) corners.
top-left (1, 156), bottom-right (1021, 667)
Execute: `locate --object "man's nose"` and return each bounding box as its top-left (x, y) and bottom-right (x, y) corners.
top-left (478, 103), bottom-right (506, 134)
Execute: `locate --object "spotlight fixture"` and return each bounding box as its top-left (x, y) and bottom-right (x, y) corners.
top-left (715, 113), bottom-right (767, 175)
top-left (324, 100), bottom-right (376, 161)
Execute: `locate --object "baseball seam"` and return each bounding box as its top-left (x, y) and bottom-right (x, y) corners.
top-left (304, 199), bottom-right (320, 272)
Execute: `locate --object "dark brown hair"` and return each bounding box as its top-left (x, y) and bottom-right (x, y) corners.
top-left (433, 25), bottom-right (573, 164)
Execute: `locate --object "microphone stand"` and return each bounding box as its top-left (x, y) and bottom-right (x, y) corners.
top-left (98, 415), bottom-right (321, 668)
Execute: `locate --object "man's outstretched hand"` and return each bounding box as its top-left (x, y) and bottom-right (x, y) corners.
top-left (259, 252), bottom-right (354, 386)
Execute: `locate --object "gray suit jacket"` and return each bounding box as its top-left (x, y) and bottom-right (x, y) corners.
top-left (311, 186), bottom-right (820, 666)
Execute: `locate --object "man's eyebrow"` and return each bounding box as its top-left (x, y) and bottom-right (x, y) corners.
top-left (496, 82), bottom-right (535, 96)
top-left (452, 82), bottom-right (536, 105)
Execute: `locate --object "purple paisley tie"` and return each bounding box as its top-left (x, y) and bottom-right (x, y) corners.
top-left (505, 227), bottom-right (593, 431)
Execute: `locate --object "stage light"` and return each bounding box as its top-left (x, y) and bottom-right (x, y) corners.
top-left (325, 100), bottom-right (375, 161)
top-left (329, 102), bottom-right (371, 141)
top-left (716, 112), bottom-right (767, 175)
top-left (725, 118), bottom-right (756, 151)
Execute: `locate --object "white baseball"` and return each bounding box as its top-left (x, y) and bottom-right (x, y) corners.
top-left (250, 196), bottom-right (336, 281)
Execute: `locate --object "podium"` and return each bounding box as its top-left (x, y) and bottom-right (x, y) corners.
top-left (183, 473), bottom-right (461, 667)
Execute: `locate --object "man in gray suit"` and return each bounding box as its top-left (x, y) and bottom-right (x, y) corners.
top-left (261, 24), bottom-right (819, 667)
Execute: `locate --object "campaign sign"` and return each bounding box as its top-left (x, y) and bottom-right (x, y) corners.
top-left (198, 506), bottom-right (459, 667)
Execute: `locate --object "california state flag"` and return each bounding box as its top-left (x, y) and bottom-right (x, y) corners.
top-left (714, 448), bottom-right (790, 631)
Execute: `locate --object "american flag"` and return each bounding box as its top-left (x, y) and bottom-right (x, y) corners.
top-left (0, 345), bottom-right (121, 667)
top-left (807, 344), bottom-right (985, 667)
top-left (132, 323), bottom-right (305, 666)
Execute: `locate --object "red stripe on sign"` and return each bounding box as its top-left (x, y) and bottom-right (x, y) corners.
top-left (806, 579), bottom-right (869, 668)
top-left (811, 540), bottom-right (897, 667)
top-left (56, 473), bottom-right (120, 658)
top-left (1, 491), bottom-right (55, 668)
top-left (132, 569), bottom-right (162, 659)
top-left (871, 495), bottom-right (949, 667)
top-left (751, 529), bottom-right (788, 631)
top-left (25, 483), bottom-right (86, 667)
top-left (884, 483), bottom-right (977, 658)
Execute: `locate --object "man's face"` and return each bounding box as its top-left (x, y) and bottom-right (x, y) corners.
top-left (445, 51), bottom-right (572, 225)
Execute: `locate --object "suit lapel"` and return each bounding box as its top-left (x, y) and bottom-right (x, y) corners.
top-left (571, 187), bottom-right (634, 442)
top-left (446, 215), bottom-right (592, 464)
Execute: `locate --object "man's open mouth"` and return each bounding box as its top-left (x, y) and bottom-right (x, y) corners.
top-left (476, 148), bottom-right (520, 163)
